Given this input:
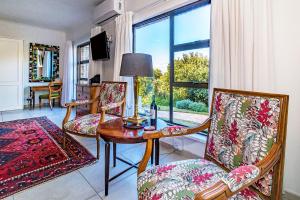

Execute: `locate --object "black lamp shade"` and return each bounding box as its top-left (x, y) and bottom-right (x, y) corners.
top-left (120, 53), bottom-right (153, 77)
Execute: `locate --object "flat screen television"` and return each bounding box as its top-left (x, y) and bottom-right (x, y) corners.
top-left (90, 31), bottom-right (110, 60)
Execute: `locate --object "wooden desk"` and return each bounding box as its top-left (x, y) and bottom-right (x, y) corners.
top-left (30, 85), bottom-right (49, 109)
top-left (98, 118), bottom-right (167, 196)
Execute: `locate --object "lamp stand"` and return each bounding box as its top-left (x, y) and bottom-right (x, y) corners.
top-left (125, 76), bottom-right (146, 126)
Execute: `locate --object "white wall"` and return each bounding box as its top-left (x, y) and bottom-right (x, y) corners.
top-left (273, 0), bottom-right (300, 196)
top-left (101, 21), bottom-right (116, 81)
top-left (0, 19), bottom-right (66, 105)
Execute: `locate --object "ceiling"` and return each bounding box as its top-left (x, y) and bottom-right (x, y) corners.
top-left (0, 0), bottom-right (104, 33)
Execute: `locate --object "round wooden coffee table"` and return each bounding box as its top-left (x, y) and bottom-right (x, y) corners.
top-left (97, 118), bottom-right (167, 196)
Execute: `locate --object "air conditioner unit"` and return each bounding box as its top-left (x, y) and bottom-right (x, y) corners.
top-left (93, 0), bottom-right (124, 25)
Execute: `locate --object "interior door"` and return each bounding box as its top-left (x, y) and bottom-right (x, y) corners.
top-left (0, 38), bottom-right (23, 111)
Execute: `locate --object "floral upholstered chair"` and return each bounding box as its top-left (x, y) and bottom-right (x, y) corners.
top-left (62, 81), bottom-right (127, 159)
top-left (137, 88), bottom-right (289, 200)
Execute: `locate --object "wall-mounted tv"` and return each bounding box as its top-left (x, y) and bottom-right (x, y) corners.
top-left (90, 31), bottom-right (110, 60)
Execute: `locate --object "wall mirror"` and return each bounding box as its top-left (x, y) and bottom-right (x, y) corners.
top-left (29, 43), bottom-right (59, 82)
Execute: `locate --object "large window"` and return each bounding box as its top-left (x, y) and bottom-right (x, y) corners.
top-left (77, 42), bottom-right (90, 84)
top-left (134, 0), bottom-right (211, 126)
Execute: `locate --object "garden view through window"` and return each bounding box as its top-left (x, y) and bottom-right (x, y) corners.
top-left (134, 1), bottom-right (211, 126)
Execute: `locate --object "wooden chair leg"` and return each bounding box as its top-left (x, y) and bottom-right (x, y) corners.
top-left (39, 98), bottom-right (42, 108)
top-left (96, 137), bottom-right (100, 160)
top-left (49, 98), bottom-right (53, 110)
top-left (59, 96), bottom-right (62, 107)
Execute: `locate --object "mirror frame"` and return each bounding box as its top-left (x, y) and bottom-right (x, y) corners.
top-left (29, 43), bottom-right (60, 82)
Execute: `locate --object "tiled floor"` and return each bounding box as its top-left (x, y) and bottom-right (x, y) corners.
top-left (0, 107), bottom-right (202, 200)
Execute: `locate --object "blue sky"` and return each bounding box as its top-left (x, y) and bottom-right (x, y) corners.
top-left (135, 5), bottom-right (211, 72)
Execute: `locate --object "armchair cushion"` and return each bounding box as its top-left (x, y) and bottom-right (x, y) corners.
top-left (207, 91), bottom-right (281, 196)
top-left (138, 159), bottom-right (262, 200)
top-left (221, 165), bottom-right (260, 192)
top-left (138, 159), bottom-right (226, 200)
top-left (64, 113), bottom-right (118, 136)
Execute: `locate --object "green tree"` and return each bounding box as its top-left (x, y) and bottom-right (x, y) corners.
top-left (139, 52), bottom-right (209, 109)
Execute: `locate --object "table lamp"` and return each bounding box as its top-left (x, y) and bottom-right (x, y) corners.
top-left (120, 53), bottom-right (153, 127)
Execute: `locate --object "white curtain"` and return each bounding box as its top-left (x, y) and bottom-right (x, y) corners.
top-left (114, 12), bottom-right (134, 116)
top-left (209, 0), bottom-right (274, 96)
top-left (62, 40), bottom-right (74, 105)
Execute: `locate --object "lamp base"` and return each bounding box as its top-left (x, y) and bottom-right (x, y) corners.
top-left (124, 116), bottom-right (146, 125)
top-left (123, 122), bottom-right (145, 129)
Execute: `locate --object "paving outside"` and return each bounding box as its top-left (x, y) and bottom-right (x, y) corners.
top-left (157, 110), bottom-right (209, 125)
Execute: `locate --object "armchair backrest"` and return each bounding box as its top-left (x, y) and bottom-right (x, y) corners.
top-left (97, 81), bottom-right (127, 116)
top-left (206, 88), bottom-right (288, 198)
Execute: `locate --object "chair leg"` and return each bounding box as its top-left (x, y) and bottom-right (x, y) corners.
top-left (52, 99), bottom-right (55, 108)
top-left (59, 96), bottom-right (62, 107)
top-left (49, 98), bottom-right (53, 110)
top-left (96, 137), bottom-right (100, 160)
top-left (39, 98), bottom-right (42, 108)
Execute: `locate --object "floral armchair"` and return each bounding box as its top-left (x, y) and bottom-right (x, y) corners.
top-left (137, 88), bottom-right (289, 200)
top-left (62, 81), bottom-right (127, 159)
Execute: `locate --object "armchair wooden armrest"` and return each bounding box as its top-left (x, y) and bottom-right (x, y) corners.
top-left (64, 99), bottom-right (96, 107)
top-left (62, 99), bottom-right (98, 128)
top-left (195, 144), bottom-right (282, 200)
top-left (143, 118), bottom-right (211, 140)
top-left (98, 99), bottom-right (125, 123)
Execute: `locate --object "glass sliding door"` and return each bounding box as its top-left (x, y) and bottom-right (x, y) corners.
top-left (134, 0), bottom-right (211, 126)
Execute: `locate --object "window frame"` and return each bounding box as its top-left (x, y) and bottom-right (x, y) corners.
top-left (133, 0), bottom-right (211, 125)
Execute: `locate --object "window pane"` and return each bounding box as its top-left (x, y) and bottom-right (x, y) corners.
top-left (80, 63), bottom-right (89, 79)
top-left (135, 17), bottom-right (170, 121)
top-left (174, 48), bottom-right (209, 83)
top-left (173, 87), bottom-right (209, 126)
top-left (80, 45), bottom-right (90, 61)
top-left (174, 5), bottom-right (211, 45)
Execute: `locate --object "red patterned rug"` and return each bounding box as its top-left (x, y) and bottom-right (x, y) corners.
top-left (0, 117), bottom-right (96, 199)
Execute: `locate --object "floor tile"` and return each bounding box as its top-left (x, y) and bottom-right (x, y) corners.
top-left (120, 142), bottom-right (174, 164)
top-left (99, 173), bottom-right (138, 200)
top-left (2, 110), bottom-right (32, 122)
top-left (160, 149), bottom-right (200, 164)
top-left (14, 171), bottom-right (97, 200)
top-left (87, 195), bottom-right (102, 200)
top-left (79, 157), bottom-right (136, 193)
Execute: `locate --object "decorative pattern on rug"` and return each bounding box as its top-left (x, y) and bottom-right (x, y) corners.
top-left (0, 117), bottom-right (96, 199)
